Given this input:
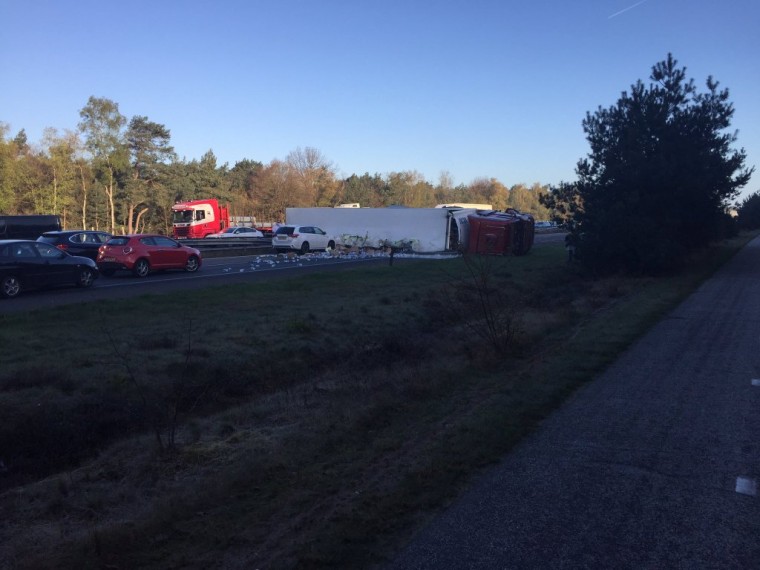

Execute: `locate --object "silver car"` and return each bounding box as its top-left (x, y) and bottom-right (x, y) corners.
top-left (206, 227), bottom-right (264, 238)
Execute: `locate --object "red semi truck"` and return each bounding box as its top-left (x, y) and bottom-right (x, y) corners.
top-left (171, 199), bottom-right (230, 238)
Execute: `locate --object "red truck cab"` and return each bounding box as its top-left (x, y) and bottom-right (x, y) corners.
top-left (172, 199), bottom-right (230, 238)
top-left (466, 209), bottom-right (535, 255)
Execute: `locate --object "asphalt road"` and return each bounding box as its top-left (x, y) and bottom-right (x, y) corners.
top-left (389, 237), bottom-right (760, 569)
top-left (0, 233), bottom-right (562, 314)
top-left (0, 253), bottom-right (391, 314)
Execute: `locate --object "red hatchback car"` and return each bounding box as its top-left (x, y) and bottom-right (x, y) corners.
top-left (97, 234), bottom-right (202, 277)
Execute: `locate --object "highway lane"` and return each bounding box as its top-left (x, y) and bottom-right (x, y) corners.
top-left (0, 253), bottom-right (391, 314)
top-left (0, 234), bottom-right (562, 314)
top-left (388, 236), bottom-right (760, 568)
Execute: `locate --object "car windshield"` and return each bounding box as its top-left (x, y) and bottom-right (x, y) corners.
top-left (223, 228), bottom-right (237, 234)
top-left (275, 226), bottom-right (295, 235)
top-left (106, 237), bottom-right (130, 246)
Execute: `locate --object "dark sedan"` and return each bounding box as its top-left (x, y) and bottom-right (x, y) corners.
top-left (0, 239), bottom-right (98, 298)
top-left (37, 230), bottom-right (112, 261)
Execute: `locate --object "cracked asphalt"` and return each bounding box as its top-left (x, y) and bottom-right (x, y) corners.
top-left (388, 237), bottom-right (760, 569)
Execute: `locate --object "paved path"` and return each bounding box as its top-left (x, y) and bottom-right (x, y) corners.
top-left (389, 238), bottom-right (760, 569)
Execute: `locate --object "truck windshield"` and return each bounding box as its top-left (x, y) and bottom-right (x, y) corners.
top-left (172, 210), bottom-right (194, 223)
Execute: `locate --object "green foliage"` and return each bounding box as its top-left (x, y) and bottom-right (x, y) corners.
top-left (385, 170), bottom-right (435, 207)
top-left (77, 97), bottom-right (130, 232)
top-left (126, 116), bottom-right (175, 182)
top-left (738, 191), bottom-right (760, 229)
top-left (123, 116), bottom-right (177, 232)
top-left (78, 97), bottom-right (126, 156)
top-left (227, 158), bottom-right (264, 215)
top-left (6, 96), bottom-right (552, 228)
top-left (551, 54), bottom-right (754, 274)
top-left (0, 130), bottom-right (20, 212)
top-left (343, 172), bottom-right (389, 207)
top-left (540, 181), bottom-right (582, 228)
top-left (12, 128), bottom-right (29, 153)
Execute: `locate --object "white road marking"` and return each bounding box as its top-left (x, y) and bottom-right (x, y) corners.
top-left (735, 477), bottom-right (757, 496)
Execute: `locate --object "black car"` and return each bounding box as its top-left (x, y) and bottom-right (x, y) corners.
top-left (37, 230), bottom-right (112, 261)
top-left (0, 240), bottom-right (99, 298)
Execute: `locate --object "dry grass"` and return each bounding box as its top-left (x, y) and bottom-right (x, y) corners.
top-left (1, 234), bottom-right (755, 569)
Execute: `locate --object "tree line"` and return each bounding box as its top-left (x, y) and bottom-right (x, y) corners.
top-left (541, 54), bottom-right (755, 275)
top-left (0, 97), bottom-right (552, 235)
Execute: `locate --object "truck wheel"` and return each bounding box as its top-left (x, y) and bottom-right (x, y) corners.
top-left (300, 242), bottom-right (310, 254)
top-left (133, 259), bottom-right (150, 278)
top-left (1, 275), bottom-right (21, 298)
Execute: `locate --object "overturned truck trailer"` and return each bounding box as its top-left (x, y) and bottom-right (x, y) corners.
top-left (285, 207), bottom-right (478, 253)
top-left (466, 209), bottom-right (535, 255)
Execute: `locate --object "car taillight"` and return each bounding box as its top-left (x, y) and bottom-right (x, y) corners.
top-left (56, 244), bottom-right (68, 251)
top-left (290, 233), bottom-right (299, 238)
top-left (122, 247), bottom-right (133, 254)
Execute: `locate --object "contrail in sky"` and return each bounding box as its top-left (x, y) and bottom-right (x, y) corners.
top-left (608, 0), bottom-right (648, 19)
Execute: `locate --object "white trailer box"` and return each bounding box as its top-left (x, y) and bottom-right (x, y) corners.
top-left (285, 207), bottom-right (476, 253)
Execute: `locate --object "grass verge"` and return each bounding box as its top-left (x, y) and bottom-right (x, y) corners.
top-left (0, 232), bottom-right (756, 569)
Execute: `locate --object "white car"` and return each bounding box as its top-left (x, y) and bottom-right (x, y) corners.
top-left (272, 225), bottom-right (336, 254)
top-left (206, 227), bottom-right (264, 238)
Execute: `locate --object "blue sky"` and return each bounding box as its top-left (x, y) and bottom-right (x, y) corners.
top-left (1, 0), bottom-right (758, 198)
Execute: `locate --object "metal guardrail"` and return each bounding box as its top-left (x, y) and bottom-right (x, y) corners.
top-left (180, 237), bottom-right (271, 248)
top-left (177, 237), bottom-right (274, 258)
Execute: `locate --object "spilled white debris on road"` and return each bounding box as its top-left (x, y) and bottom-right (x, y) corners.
top-left (244, 249), bottom-right (459, 271)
